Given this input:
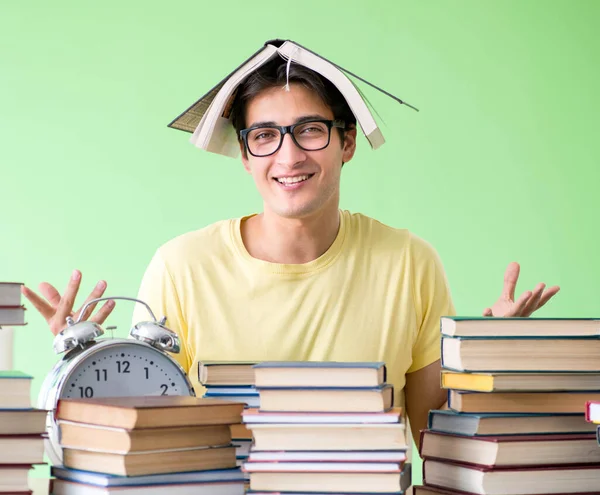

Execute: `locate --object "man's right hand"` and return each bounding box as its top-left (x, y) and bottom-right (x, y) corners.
top-left (21, 269), bottom-right (116, 336)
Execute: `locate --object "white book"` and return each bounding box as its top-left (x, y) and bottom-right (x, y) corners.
top-left (168, 39), bottom-right (417, 158)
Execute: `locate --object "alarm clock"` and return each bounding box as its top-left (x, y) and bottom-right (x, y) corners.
top-left (37, 296), bottom-right (195, 465)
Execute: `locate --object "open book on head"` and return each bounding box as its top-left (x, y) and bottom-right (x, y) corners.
top-left (168, 38), bottom-right (418, 159)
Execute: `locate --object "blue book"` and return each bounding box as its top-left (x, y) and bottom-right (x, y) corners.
top-left (50, 466), bottom-right (244, 487)
top-left (253, 361), bottom-right (386, 388)
top-left (428, 409), bottom-right (596, 436)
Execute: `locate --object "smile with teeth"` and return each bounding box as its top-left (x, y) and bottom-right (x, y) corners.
top-left (274, 174), bottom-right (314, 185)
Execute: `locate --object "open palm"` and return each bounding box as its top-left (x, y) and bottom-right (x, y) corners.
top-left (482, 262), bottom-right (560, 317)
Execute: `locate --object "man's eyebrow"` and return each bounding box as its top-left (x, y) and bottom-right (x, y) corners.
top-left (247, 114), bottom-right (329, 129)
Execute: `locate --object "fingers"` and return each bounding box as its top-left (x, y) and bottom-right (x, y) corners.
top-left (54, 270), bottom-right (82, 326)
top-left (75, 280), bottom-right (108, 321)
top-left (502, 262), bottom-right (521, 301)
top-left (536, 285), bottom-right (560, 310)
top-left (521, 283), bottom-right (546, 317)
top-left (507, 290), bottom-right (532, 316)
top-left (482, 308), bottom-right (493, 317)
top-left (21, 285), bottom-right (55, 321)
top-left (39, 282), bottom-right (62, 308)
top-left (90, 300), bottom-right (116, 325)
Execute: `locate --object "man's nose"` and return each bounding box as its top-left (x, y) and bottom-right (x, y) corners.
top-left (275, 132), bottom-right (307, 166)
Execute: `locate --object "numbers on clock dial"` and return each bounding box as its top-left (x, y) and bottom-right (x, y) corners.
top-left (61, 345), bottom-right (188, 400)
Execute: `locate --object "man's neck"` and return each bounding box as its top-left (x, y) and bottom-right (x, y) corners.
top-left (241, 206), bottom-right (341, 264)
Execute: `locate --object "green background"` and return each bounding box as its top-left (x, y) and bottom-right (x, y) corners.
top-left (1, 0), bottom-right (599, 484)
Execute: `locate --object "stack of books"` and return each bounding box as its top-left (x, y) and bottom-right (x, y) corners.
top-left (50, 396), bottom-right (247, 494)
top-left (0, 371), bottom-right (47, 494)
top-left (0, 281), bottom-right (47, 495)
top-left (198, 361), bottom-right (259, 474)
top-left (241, 361), bottom-right (410, 494)
top-left (0, 281), bottom-right (27, 328)
top-left (413, 316), bottom-right (600, 495)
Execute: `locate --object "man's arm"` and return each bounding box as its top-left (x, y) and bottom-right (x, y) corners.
top-left (404, 359), bottom-right (446, 450)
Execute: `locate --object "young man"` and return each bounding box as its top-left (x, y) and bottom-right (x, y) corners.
top-left (22, 58), bottom-right (559, 447)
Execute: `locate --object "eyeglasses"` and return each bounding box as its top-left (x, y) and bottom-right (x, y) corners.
top-left (240, 119), bottom-right (346, 157)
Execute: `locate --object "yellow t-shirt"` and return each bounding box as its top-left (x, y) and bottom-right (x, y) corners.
top-left (133, 210), bottom-right (455, 405)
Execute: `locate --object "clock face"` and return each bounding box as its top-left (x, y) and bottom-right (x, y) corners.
top-left (59, 340), bottom-right (191, 400)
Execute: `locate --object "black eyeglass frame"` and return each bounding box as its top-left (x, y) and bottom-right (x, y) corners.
top-left (239, 119), bottom-right (346, 157)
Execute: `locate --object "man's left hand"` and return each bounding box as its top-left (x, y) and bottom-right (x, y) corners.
top-left (482, 262), bottom-right (560, 317)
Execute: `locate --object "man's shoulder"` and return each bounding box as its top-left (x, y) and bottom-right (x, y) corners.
top-left (347, 211), bottom-right (437, 258)
top-left (157, 218), bottom-right (236, 261)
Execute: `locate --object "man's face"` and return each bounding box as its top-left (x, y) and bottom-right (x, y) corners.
top-left (241, 83), bottom-right (356, 220)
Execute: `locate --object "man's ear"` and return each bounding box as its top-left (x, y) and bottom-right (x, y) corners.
top-left (240, 141), bottom-right (252, 173)
top-left (342, 126), bottom-right (357, 164)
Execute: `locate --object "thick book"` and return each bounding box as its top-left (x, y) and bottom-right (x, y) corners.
top-left (242, 407), bottom-right (402, 424)
top-left (246, 423), bottom-right (406, 451)
top-left (441, 370), bottom-right (600, 392)
top-left (441, 335), bottom-right (600, 372)
top-left (0, 435), bottom-right (45, 464)
top-left (0, 282), bottom-right (23, 307)
top-left (427, 409), bottom-right (596, 436)
top-left (448, 389), bottom-right (600, 414)
top-left (0, 305), bottom-right (26, 325)
top-left (0, 371), bottom-right (33, 409)
top-left (419, 430), bottom-right (600, 467)
top-left (56, 396), bottom-right (245, 429)
top-left (253, 361), bottom-right (386, 388)
top-left (230, 423), bottom-right (252, 439)
top-left (258, 384), bottom-right (393, 413)
top-left (0, 409), bottom-right (47, 434)
top-left (58, 420), bottom-right (232, 454)
top-left (51, 479), bottom-right (245, 495)
top-left (422, 459), bottom-right (600, 495)
top-left (168, 39), bottom-right (416, 158)
top-left (198, 361), bottom-right (257, 386)
top-left (50, 466), bottom-right (244, 487)
top-left (441, 316), bottom-right (600, 337)
top-left (62, 444), bottom-right (236, 476)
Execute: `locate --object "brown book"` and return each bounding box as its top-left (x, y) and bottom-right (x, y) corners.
top-left (448, 389), bottom-right (600, 414)
top-left (230, 423), bottom-right (252, 439)
top-left (258, 384), bottom-right (393, 413)
top-left (56, 396), bottom-right (244, 429)
top-left (419, 430), bottom-right (600, 467)
top-left (58, 420), bottom-right (231, 454)
top-left (62, 445), bottom-right (236, 476)
top-left (246, 423), bottom-right (406, 451)
top-left (198, 361), bottom-right (257, 386)
top-left (442, 336), bottom-right (600, 372)
top-left (423, 459), bottom-right (600, 495)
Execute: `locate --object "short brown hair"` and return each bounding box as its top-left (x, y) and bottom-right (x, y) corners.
top-left (230, 58), bottom-right (357, 143)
